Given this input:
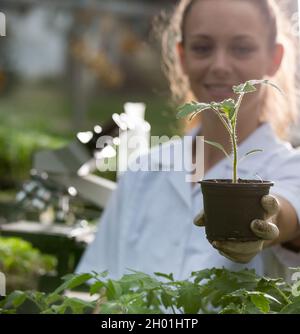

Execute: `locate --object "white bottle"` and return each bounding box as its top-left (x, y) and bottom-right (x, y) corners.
top-left (0, 271), bottom-right (6, 299)
top-left (118, 102), bottom-right (151, 176)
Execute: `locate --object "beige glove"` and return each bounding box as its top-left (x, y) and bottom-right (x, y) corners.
top-left (194, 195), bottom-right (280, 263)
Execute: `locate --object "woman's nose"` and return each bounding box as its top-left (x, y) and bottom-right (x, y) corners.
top-left (209, 49), bottom-right (231, 76)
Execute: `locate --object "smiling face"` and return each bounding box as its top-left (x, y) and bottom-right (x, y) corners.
top-left (179, 0), bottom-right (282, 104)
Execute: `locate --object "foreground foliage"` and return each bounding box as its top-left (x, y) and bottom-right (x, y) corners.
top-left (1, 267), bottom-right (300, 314)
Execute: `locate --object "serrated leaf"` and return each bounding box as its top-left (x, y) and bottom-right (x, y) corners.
top-left (191, 268), bottom-right (217, 284)
top-left (176, 102), bottom-right (211, 119)
top-left (106, 280), bottom-right (123, 300)
top-left (219, 302), bottom-right (242, 314)
top-left (99, 301), bottom-right (124, 314)
top-left (53, 273), bottom-right (93, 295)
top-left (5, 291), bottom-right (27, 308)
top-left (280, 296), bottom-right (300, 314)
top-left (45, 293), bottom-right (62, 305)
top-left (121, 271), bottom-right (161, 290)
top-left (204, 140), bottom-right (230, 159)
top-left (249, 79), bottom-right (283, 95)
top-left (219, 99), bottom-right (236, 120)
top-left (233, 81), bottom-right (257, 94)
top-left (161, 291), bottom-right (174, 308)
top-left (233, 79), bottom-right (283, 96)
top-left (90, 281), bottom-right (105, 295)
top-left (250, 293), bottom-right (270, 313)
top-left (177, 283), bottom-right (202, 314)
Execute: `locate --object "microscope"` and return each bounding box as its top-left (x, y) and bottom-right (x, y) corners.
top-left (16, 102), bottom-right (150, 223)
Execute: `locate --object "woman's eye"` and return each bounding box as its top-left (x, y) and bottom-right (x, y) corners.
top-left (190, 45), bottom-right (213, 55)
top-left (232, 46), bottom-right (255, 56)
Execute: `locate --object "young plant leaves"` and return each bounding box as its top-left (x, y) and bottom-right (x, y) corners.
top-left (239, 149), bottom-right (263, 163)
top-left (204, 139), bottom-right (231, 160)
top-left (233, 79), bottom-right (283, 95)
top-left (219, 99), bottom-right (236, 120)
top-left (176, 101), bottom-right (211, 119)
top-left (233, 81), bottom-right (258, 94)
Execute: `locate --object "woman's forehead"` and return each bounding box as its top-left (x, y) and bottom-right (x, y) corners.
top-left (184, 0), bottom-right (268, 40)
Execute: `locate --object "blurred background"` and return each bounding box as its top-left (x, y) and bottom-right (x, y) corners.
top-left (0, 0), bottom-right (180, 296)
top-left (0, 0), bottom-right (179, 190)
top-left (0, 0), bottom-right (299, 297)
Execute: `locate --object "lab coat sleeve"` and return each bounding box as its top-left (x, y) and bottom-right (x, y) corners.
top-left (75, 171), bottom-right (131, 278)
top-left (268, 151), bottom-right (300, 267)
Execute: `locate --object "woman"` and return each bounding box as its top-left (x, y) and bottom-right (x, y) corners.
top-left (77, 0), bottom-right (300, 281)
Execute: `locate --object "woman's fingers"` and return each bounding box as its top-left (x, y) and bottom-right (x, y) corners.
top-left (250, 219), bottom-right (279, 240)
top-left (212, 240), bottom-right (263, 254)
top-left (261, 195), bottom-right (280, 219)
top-left (211, 240), bottom-right (263, 263)
top-left (193, 212), bottom-right (205, 226)
top-left (218, 250), bottom-right (257, 264)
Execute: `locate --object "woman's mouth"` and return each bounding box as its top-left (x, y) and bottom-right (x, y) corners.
top-left (204, 84), bottom-right (234, 100)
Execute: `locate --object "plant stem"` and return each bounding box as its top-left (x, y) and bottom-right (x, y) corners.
top-left (231, 131), bottom-right (238, 183)
top-left (211, 107), bottom-right (232, 135)
top-left (231, 93), bottom-right (245, 183)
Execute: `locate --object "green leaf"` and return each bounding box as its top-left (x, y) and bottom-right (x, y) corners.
top-left (90, 281), bottom-right (105, 295)
top-left (177, 282), bottom-right (202, 314)
top-left (204, 140), bottom-right (231, 159)
top-left (191, 268), bottom-right (217, 284)
top-left (250, 293), bottom-right (270, 313)
top-left (99, 301), bottom-right (124, 314)
top-left (249, 79), bottom-right (283, 95)
top-left (161, 290), bottom-right (175, 308)
top-left (219, 99), bottom-right (236, 120)
top-left (7, 291), bottom-right (27, 308)
top-left (154, 272), bottom-right (174, 281)
top-left (106, 280), bottom-right (123, 300)
top-left (239, 149), bottom-right (263, 163)
top-left (219, 302), bottom-right (242, 314)
top-left (176, 101), bottom-right (211, 119)
top-left (146, 290), bottom-right (160, 308)
top-left (53, 273), bottom-right (94, 295)
top-left (122, 271), bottom-right (161, 291)
top-left (233, 81), bottom-right (257, 94)
top-left (233, 79), bottom-right (283, 96)
top-left (280, 297), bottom-right (300, 314)
top-left (45, 293), bottom-right (62, 305)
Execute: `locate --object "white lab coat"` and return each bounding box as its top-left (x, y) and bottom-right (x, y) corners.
top-left (77, 123), bottom-right (300, 281)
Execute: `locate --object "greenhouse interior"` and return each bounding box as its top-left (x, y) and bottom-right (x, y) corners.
top-left (1, 0), bottom-right (300, 318)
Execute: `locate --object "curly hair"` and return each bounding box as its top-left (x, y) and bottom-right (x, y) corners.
top-left (156, 0), bottom-right (299, 139)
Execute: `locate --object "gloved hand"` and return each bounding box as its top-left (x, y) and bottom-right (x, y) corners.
top-left (194, 195), bottom-right (280, 263)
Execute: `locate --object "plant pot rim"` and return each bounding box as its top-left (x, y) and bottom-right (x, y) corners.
top-left (199, 179), bottom-right (274, 187)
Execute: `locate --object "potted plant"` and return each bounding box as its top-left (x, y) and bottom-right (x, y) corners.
top-left (177, 80), bottom-right (281, 241)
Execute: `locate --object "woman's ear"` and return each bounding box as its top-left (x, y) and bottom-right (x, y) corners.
top-left (177, 42), bottom-right (188, 74)
top-left (267, 43), bottom-right (284, 76)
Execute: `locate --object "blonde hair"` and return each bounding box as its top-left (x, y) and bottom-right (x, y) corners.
top-left (158, 0), bottom-right (299, 139)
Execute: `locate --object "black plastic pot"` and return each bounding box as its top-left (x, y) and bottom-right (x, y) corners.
top-left (200, 179), bottom-right (274, 241)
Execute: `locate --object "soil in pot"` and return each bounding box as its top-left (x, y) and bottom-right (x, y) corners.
top-left (200, 179), bottom-right (274, 241)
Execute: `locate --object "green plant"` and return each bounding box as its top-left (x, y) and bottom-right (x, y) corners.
top-left (0, 126), bottom-right (66, 187)
top-left (1, 268), bottom-right (300, 314)
top-left (0, 237), bottom-right (57, 292)
top-left (176, 79), bottom-right (282, 183)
